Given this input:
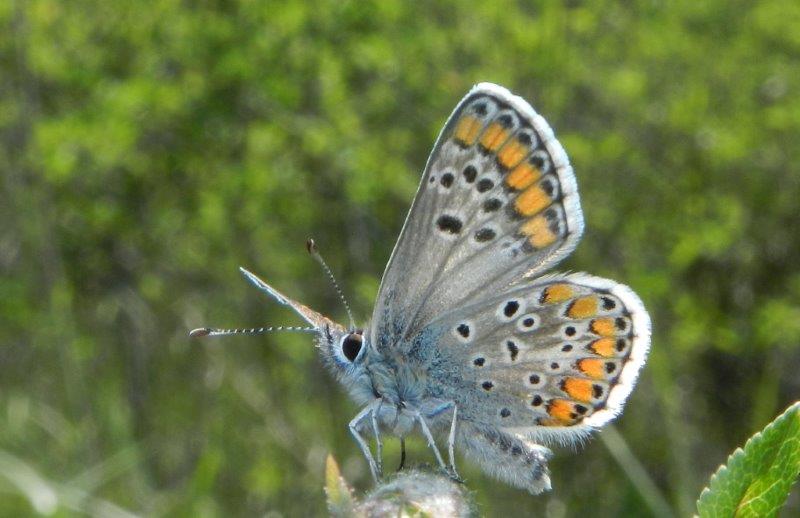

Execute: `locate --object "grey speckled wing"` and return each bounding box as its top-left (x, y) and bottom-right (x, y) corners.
top-left (370, 83), bottom-right (584, 352)
top-left (421, 272), bottom-right (650, 444)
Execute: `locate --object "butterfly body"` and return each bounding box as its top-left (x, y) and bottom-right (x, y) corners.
top-left (196, 83), bottom-right (651, 495)
top-left (317, 321), bottom-right (452, 434)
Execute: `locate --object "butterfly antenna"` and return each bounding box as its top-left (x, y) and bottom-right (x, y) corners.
top-left (306, 238), bottom-right (356, 329)
top-left (189, 325), bottom-right (316, 338)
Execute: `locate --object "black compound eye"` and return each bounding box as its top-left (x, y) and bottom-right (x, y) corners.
top-left (341, 334), bottom-right (363, 362)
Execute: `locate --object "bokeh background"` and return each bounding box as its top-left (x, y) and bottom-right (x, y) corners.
top-left (2, 0), bottom-right (799, 516)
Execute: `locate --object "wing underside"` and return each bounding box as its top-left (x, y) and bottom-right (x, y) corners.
top-left (371, 83), bottom-right (584, 348)
top-left (427, 273), bottom-right (651, 444)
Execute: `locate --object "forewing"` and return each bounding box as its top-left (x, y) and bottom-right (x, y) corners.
top-left (371, 83), bottom-right (583, 348)
top-left (426, 273), bottom-right (651, 444)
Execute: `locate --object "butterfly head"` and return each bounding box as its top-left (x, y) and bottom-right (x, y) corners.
top-left (316, 324), bottom-right (379, 404)
top-left (323, 326), bottom-right (366, 365)
top-left (190, 266), bottom-right (376, 391)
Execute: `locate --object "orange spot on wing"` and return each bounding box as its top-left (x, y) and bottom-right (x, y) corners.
top-left (515, 185), bottom-right (551, 216)
top-left (590, 318), bottom-right (616, 336)
top-left (454, 115), bottom-right (482, 146)
top-left (479, 122), bottom-right (510, 152)
top-left (542, 283), bottom-right (574, 304)
top-left (506, 161), bottom-right (542, 190)
top-left (590, 338), bottom-right (617, 357)
top-left (562, 378), bottom-right (594, 402)
top-left (577, 358), bottom-right (606, 379)
top-left (497, 138), bottom-right (529, 169)
top-left (568, 296), bottom-right (598, 319)
top-left (520, 215), bottom-right (558, 249)
top-left (547, 399), bottom-right (578, 424)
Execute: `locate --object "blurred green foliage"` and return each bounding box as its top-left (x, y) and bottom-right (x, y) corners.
top-left (1, 0), bottom-right (799, 516)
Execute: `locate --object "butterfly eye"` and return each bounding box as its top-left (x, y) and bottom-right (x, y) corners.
top-left (340, 333), bottom-right (363, 362)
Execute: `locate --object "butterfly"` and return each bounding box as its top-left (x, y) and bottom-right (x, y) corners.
top-left (191, 83), bottom-right (651, 494)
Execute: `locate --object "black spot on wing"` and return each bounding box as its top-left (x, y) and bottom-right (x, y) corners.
top-left (437, 215), bottom-right (463, 234)
top-left (475, 228), bottom-right (496, 242)
top-left (456, 323), bottom-right (470, 338)
top-left (517, 132), bottom-right (532, 145)
top-left (503, 301), bottom-right (519, 317)
top-left (522, 317), bottom-right (535, 328)
top-left (483, 198), bottom-right (502, 212)
top-left (463, 165), bottom-right (477, 183)
top-left (476, 178), bottom-right (494, 192)
top-left (506, 340), bottom-right (519, 361)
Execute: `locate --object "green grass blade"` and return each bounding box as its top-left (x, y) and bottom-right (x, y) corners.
top-left (697, 401), bottom-right (800, 517)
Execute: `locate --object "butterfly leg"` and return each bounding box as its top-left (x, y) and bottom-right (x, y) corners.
top-left (348, 400), bottom-right (383, 483)
top-left (432, 401), bottom-right (462, 480)
top-left (371, 399), bottom-right (383, 474)
top-left (398, 438), bottom-right (406, 471)
top-left (411, 409), bottom-right (448, 473)
top-left (447, 403), bottom-right (460, 480)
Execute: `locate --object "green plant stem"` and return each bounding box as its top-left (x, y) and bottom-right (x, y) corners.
top-left (602, 425), bottom-right (675, 518)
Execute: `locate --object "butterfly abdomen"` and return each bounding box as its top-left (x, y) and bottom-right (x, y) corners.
top-left (459, 423), bottom-right (552, 495)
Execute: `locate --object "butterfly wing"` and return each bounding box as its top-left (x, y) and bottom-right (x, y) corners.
top-left (426, 273), bottom-right (651, 442)
top-left (370, 83), bottom-right (583, 348)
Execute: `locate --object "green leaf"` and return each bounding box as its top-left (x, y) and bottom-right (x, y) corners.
top-left (697, 401), bottom-right (800, 517)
